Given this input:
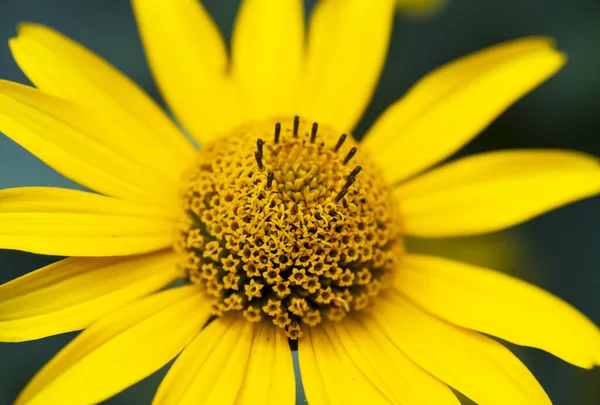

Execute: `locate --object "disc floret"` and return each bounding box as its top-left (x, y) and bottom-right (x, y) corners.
top-left (175, 117), bottom-right (403, 339)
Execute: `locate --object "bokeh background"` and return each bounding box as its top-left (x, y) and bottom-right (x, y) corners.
top-left (0, 0), bottom-right (598, 404)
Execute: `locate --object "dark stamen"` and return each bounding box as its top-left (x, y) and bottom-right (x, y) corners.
top-left (334, 133), bottom-right (347, 152)
top-left (334, 176), bottom-right (356, 203)
top-left (349, 166), bottom-right (362, 178)
top-left (343, 147), bottom-right (357, 165)
top-left (267, 171), bottom-right (274, 188)
top-left (342, 175), bottom-right (356, 191)
top-left (256, 138), bottom-right (264, 157)
top-left (310, 123), bottom-right (318, 143)
top-left (293, 116), bottom-right (300, 138)
top-left (274, 122), bottom-right (281, 143)
top-left (254, 151), bottom-right (264, 170)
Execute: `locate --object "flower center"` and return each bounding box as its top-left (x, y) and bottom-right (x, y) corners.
top-left (174, 116), bottom-right (403, 339)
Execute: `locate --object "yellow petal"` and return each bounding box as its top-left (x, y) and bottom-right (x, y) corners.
top-left (10, 24), bottom-right (195, 179)
top-left (297, 325), bottom-right (330, 405)
top-left (0, 250), bottom-right (181, 341)
top-left (235, 321), bottom-right (296, 405)
top-left (327, 315), bottom-right (460, 404)
top-left (231, 0), bottom-right (304, 120)
top-left (131, 0), bottom-right (243, 144)
top-left (298, 325), bottom-right (391, 405)
top-left (0, 187), bottom-right (175, 218)
top-left (297, 0), bottom-right (396, 132)
top-left (0, 187), bottom-right (175, 256)
top-left (153, 315), bottom-right (254, 405)
top-left (394, 254), bottom-right (600, 369)
top-left (363, 38), bottom-right (566, 183)
top-left (395, 150), bottom-right (600, 236)
top-left (371, 292), bottom-right (551, 405)
top-left (16, 286), bottom-right (211, 405)
top-left (0, 80), bottom-right (179, 208)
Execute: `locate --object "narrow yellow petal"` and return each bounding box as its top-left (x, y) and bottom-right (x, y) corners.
top-left (9, 24), bottom-right (195, 178)
top-left (231, 0), bottom-right (304, 120)
top-left (322, 321), bottom-right (397, 404)
top-left (297, 325), bottom-right (331, 405)
top-left (0, 250), bottom-right (181, 341)
top-left (395, 150), bottom-right (600, 236)
top-left (297, 0), bottom-right (396, 132)
top-left (153, 316), bottom-right (254, 405)
top-left (371, 292), bottom-right (551, 405)
top-left (394, 254), bottom-right (600, 369)
top-left (299, 325), bottom-right (391, 405)
top-left (0, 80), bottom-right (179, 208)
top-left (16, 286), bottom-right (211, 405)
top-left (235, 321), bottom-right (296, 405)
top-left (0, 187), bottom-right (175, 218)
top-left (328, 315), bottom-right (460, 404)
top-left (131, 0), bottom-right (243, 144)
top-left (363, 38), bottom-right (566, 183)
top-left (0, 187), bottom-right (175, 256)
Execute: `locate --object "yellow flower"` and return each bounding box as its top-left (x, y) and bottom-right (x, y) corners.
top-left (0, 1), bottom-right (598, 404)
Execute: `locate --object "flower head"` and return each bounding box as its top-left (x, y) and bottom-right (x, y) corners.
top-left (176, 117), bottom-right (403, 337)
top-left (0, 1), bottom-right (598, 404)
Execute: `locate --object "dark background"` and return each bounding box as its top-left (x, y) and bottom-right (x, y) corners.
top-left (0, 0), bottom-right (598, 404)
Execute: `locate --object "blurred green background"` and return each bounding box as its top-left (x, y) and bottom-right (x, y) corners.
top-left (0, 0), bottom-right (598, 404)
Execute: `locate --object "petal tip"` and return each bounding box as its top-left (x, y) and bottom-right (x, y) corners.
top-left (557, 51), bottom-right (568, 65)
top-left (527, 36), bottom-right (557, 48)
top-left (7, 35), bottom-right (19, 51)
top-left (15, 22), bottom-right (46, 36)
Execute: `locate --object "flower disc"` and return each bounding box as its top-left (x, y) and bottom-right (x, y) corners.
top-left (175, 117), bottom-right (403, 338)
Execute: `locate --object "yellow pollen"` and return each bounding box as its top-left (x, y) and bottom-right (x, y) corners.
top-left (273, 280), bottom-right (292, 299)
top-left (302, 309), bottom-right (322, 326)
top-left (175, 117), bottom-right (403, 339)
top-left (242, 306), bottom-right (263, 322)
top-left (244, 279), bottom-right (264, 300)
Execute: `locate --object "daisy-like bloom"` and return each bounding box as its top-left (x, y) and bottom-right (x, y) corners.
top-left (0, 1), bottom-right (599, 404)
